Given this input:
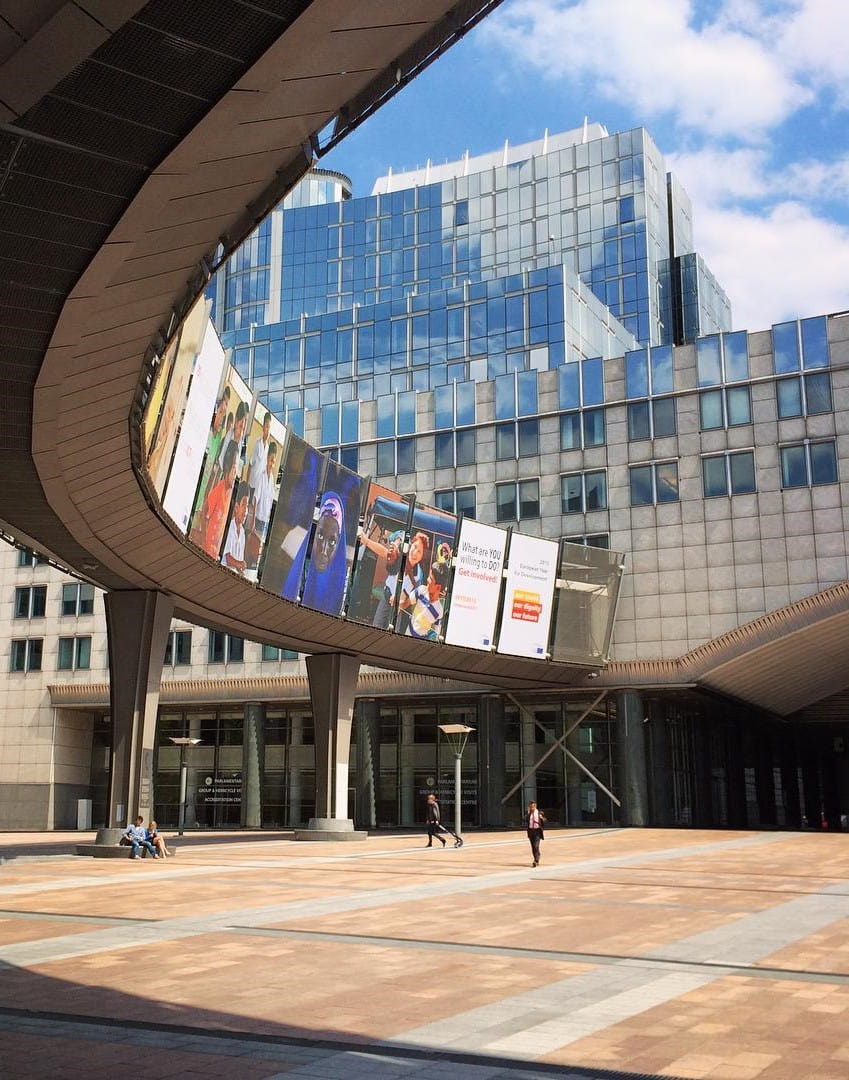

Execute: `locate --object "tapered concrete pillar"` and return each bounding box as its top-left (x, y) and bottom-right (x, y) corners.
top-left (615, 691), bottom-right (649, 827)
top-left (242, 702), bottom-right (265, 829)
top-left (296, 653), bottom-right (366, 840)
top-left (104, 590), bottom-right (173, 829)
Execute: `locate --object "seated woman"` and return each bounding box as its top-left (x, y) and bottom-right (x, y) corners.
top-left (146, 820), bottom-right (171, 858)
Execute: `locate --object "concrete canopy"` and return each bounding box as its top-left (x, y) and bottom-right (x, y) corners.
top-left (1, 1), bottom-right (847, 711)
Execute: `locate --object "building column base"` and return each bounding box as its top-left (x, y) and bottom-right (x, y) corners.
top-left (294, 817), bottom-right (367, 841)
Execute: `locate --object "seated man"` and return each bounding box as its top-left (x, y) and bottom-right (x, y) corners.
top-left (123, 815), bottom-right (158, 859)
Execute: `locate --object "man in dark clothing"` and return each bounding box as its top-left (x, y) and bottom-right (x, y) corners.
top-left (425, 793), bottom-right (464, 848)
top-left (525, 801), bottom-right (546, 867)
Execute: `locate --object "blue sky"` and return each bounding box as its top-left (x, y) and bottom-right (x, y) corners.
top-left (322, 0), bottom-right (849, 333)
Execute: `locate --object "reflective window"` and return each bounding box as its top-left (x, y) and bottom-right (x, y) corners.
top-left (561, 470), bottom-right (607, 513)
top-left (435, 431), bottom-right (454, 469)
top-left (397, 437), bottom-right (416, 474)
top-left (700, 386), bottom-right (751, 429)
top-left (516, 370), bottom-right (538, 416)
top-left (496, 480), bottom-right (539, 521)
top-left (495, 373), bottom-right (516, 420)
top-left (435, 487), bottom-right (476, 519)
top-left (625, 348), bottom-right (648, 398)
top-left (780, 441), bottom-right (838, 488)
top-left (702, 451), bottom-right (756, 496)
top-left (628, 399), bottom-right (675, 440)
top-left (164, 630), bottom-right (192, 666)
top-left (800, 316), bottom-right (829, 369)
top-left (10, 639), bottom-right (42, 673)
top-left (696, 336), bottom-right (722, 386)
top-left (58, 636), bottom-right (91, 671)
top-left (629, 462), bottom-right (678, 505)
top-left (558, 363), bottom-right (580, 410)
top-left (772, 321), bottom-right (800, 374)
top-left (15, 585), bottom-right (47, 619)
top-left (776, 372), bottom-right (832, 418)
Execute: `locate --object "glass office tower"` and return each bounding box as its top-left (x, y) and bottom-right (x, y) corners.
top-left (213, 122), bottom-right (730, 380)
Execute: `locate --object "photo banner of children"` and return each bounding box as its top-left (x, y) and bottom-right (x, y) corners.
top-left (186, 366), bottom-right (253, 562)
top-left (231, 405), bottom-right (288, 582)
top-left (393, 501), bottom-right (457, 640)
top-left (162, 317), bottom-right (230, 534)
top-left (258, 433), bottom-right (327, 601)
top-left (146, 295), bottom-right (210, 499)
top-left (346, 482), bottom-right (415, 628)
top-left (297, 458), bottom-right (365, 616)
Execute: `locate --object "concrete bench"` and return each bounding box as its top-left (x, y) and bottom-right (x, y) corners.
top-left (74, 827), bottom-right (174, 858)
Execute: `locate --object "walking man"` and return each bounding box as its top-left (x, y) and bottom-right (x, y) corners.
top-left (526, 800), bottom-right (546, 867)
top-left (425, 793), bottom-right (447, 847)
top-left (425, 792), bottom-right (464, 848)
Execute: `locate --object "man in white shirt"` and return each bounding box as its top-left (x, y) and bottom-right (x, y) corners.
top-left (252, 439), bottom-right (277, 539)
top-left (248, 409), bottom-right (271, 493)
top-left (221, 482), bottom-right (250, 573)
top-left (525, 800), bottom-right (546, 867)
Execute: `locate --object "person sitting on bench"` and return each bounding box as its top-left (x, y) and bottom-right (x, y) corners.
top-left (122, 816), bottom-right (158, 859)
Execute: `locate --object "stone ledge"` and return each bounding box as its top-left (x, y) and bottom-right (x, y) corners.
top-left (293, 830), bottom-right (368, 842)
top-left (75, 844), bottom-right (134, 858)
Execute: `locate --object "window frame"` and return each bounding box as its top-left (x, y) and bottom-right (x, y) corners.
top-left (628, 461), bottom-right (680, 506)
top-left (14, 585), bottom-right (47, 619)
top-left (701, 450), bottom-right (757, 498)
top-left (779, 440), bottom-right (838, 489)
top-left (10, 638), bottom-right (43, 673)
top-left (57, 635), bottom-right (92, 671)
top-left (495, 479), bottom-right (540, 523)
top-left (561, 469), bottom-right (608, 515)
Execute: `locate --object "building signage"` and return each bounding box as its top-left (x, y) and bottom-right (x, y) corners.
top-left (199, 774), bottom-right (242, 805)
top-left (496, 533), bottom-right (558, 659)
top-left (443, 518), bottom-right (506, 650)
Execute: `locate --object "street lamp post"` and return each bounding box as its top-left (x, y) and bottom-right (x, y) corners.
top-left (169, 737), bottom-right (201, 836)
top-left (438, 723), bottom-right (474, 841)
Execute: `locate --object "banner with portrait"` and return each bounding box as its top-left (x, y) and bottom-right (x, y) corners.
top-left (222, 404), bottom-right (289, 582)
top-left (443, 519), bottom-right (507, 651)
top-left (346, 482), bottom-right (414, 628)
top-left (184, 365), bottom-right (253, 560)
top-left (258, 434), bottom-right (327, 600)
top-left (298, 458), bottom-right (365, 616)
top-left (496, 532), bottom-right (558, 659)
top-left (391, 501), bottom-right (457, 640)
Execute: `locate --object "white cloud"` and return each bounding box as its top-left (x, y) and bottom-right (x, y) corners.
top-left (691, 201), bottom-right (849, 329)
top-left (669, 145), bottom-right (849, 328)
top-left (482, 0), bottom-right (811, 136)
top-left (777, 0), bottom-right (849, 106)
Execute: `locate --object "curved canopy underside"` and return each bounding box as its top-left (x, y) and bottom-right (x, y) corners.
top-left (1, 1), bottom-right (846, 711)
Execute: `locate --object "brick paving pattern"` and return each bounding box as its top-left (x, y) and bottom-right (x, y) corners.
top-left (1, 827), bottom-right (848, 1078)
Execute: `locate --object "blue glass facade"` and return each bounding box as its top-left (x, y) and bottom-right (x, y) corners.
top-left (212, 124), bottom-right (731, 460)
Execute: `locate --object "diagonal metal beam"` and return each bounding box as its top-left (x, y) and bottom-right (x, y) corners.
top-left (501, 692), bottom-right (619, 806)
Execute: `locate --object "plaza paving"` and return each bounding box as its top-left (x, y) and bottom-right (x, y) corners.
top-left (1, 827), bottom-right (848, 1079)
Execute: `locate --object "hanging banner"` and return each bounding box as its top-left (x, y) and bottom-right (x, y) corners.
top-left (392, 501), bottom-right (457, 639)
top-left (258, 434), bottom-right (327, 599)
top-left (299, 458), bottom-right (364, 616)
top-left (496, 533), bottom-right (558, 659)
top-left (162, 317), bottom-right (229, 533)
top-left (146, 296), bottom-right (210, 497)
top-left (443, 519), bottom-right (506, 650)
top-left (183, 364), bottom-right (252, 559)
top-left (346, 482), bottom-right (414, 628)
